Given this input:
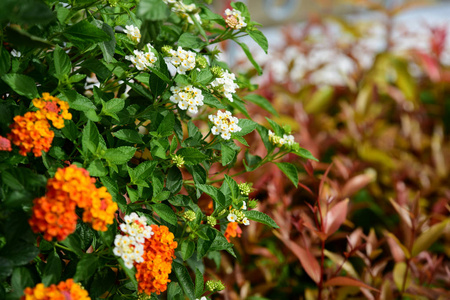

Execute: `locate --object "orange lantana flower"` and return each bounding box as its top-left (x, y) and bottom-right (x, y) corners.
top-left (0, 135), bottom-right (12, 151)
top-left (22, 279), bottom-right (90, 300)
top-left (8, 112), bottom-right (54, 157)
top-left (33, 93), bottom-right (72, 129)
top-left (135, 225), bottom-right (178, 295)
top-left (30, 165), bottom-right (118, 241)
top-left (224, 222), bottom-right (242, 242)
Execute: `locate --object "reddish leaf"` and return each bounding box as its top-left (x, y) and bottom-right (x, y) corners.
top-left (324, 276), bottom-right (379, 292)
top-left (325, 199), bottom-right (349, 237)
top-left (341, 174), bottom-right (373, 198)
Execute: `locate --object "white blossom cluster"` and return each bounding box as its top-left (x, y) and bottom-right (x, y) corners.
top-left (164, 46), bottom-right (196, 74)
top-left (113, 213), bottom-right (154, 269)
top-left (125, 44), bottom-right (158, 71)
top-left (227, 208), bottom-right (250, 226)
top-left (268, 130), bottom-right (296, 148)
top-left (170, 84), bottom-right (204, 114)
top-left (208, 110), bottom-right (241, 140)
top-left (163, 0), bottom-right (201, 24)
top-left (209, 70), bottom-right (238, 102)
top-left (123, 25), bottom-right (141, 43)
top-left (224, 8), bottom-right (247, 30)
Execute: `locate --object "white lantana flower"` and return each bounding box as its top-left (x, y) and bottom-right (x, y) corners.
top-left (170, 84), bottom-right (204, 114)
top-left (124, 25), bottom-right (141, 43)
top-left (208, 110), bottom-right (241, 140)
top-left (163, 0), bottom-right (202, 24)
top-left (113, 213), bottom-right (154, 269)
top-left (225, 8), bottom-right (247, 30)
top-left (227, 213), bottom-right (237, 222)
top-left (125, 44), bottom-right (158, 71)
top-left (242, 217), bottom-right (250, 226)
top-left (268, 130), bottom-right (297, 148)
top-left (164, 46), bottom-right (196, 74)
top-left (209, 70), bottom-right (238, 102)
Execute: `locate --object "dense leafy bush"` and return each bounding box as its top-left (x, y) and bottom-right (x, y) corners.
top-left (0, 0), bottom-right (317, 299)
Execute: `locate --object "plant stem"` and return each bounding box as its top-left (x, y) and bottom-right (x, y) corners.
top-left (318, 239), bottom-right (325, 300)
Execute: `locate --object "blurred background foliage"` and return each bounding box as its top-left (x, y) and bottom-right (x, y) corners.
top-left (211, 0), bottom-right (450, 299)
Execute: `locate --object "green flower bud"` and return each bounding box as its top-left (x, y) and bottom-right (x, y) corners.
top-left (211, 66), bottom-right (224, 78)
top-left (196, 55), bottom-right (208, 69)
top-left (248, 199), bottom-right (258, 209)
top-left (183, 210), bottom-right (196, 222)
top-left (161, 45), bottom-right (173, 56)
top-left (171, 154), bottom-right (185, 168)
top-left (206, 216), bottom-right (217, 227)
top-left (238, 182), bottom-right (252, 196)
top-left (206, 280), bottom-right (225, 292)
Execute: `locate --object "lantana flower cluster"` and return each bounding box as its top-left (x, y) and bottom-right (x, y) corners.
top-left (135, 225), bottom-right (178, 295)
top-left (29, 165), bottom-right (118, 241)
top-left (224, 8), bottom-right (247, 30)
top-left (164, 46), bottom-right (196, 74)
top-left (125, 43), bottom-right (158, 71)
top-left (124, 24), bottom-right (141, 43)
top-left (268, 130), bottom-right (296, 148)
top-left (209, 68), bottom-right (239, 102)
top-left (208, 110), bottom-right (241, 140)
top-left (6, 94), bottom-right (71, 157)
top-left (22, 279), bottom-right (90, 300)
top-left (113, 213), bottom-right (154, 269)
top-left (169, 84), bottom-right (204, 114)
top-left (163, 0), bottom-right (201, 24)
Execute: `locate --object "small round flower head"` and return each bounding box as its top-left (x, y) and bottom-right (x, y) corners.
top-left (209, 70), bottom-right (238, 102)
top-left (268, 129), bottom-right (298, 149)
top-left (208, 110), bottom-right (241, 140)
top-left (206, 216), bottom-right (217, 227)
top-left (227, 213), bottom-right (237, 222)
top-left (196, 55), bottom-right (208, 69)
top-left (171, 154), bottom-right (185, 168)
top-left (124, 25), bottom-right (141, 43)
top-left (126, 44), bottom-right (158, 71)
top-left (206, 280), bottom-right (225, 292)
top-left (33, 93), bottom-right (72, 129)
top-left (170, 84), bottom-right (204, 114)
top-left (225, 8), bottom-right (247, 30)
top-left (23, 279), bottom-right (91, 300)
top-left (238, 182), bottom-right (252, 196)
top-left (242, 217), bottom-right (250, 226)
top-left (164, 46), bottom-right (196, 74)
top-left (183, 210), bottom-right (196, 222)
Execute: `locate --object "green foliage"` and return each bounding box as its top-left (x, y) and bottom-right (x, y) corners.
top-left (0, 0), bottom-right (316, 299)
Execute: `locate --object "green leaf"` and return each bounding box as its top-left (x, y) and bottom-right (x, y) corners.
top-left (81, 58), bottom-right (112, 82)
top-left (196, 184), bottom-right (227, 209)
top-left (194, 268), bottom-right (204, 298)
top-left (244, 210), bottom-right (279, 228)
top-left (102, 98), bottom-right (124, 120)
top-left (64, 20), bottom-right (111, 46)
top-left (172, 262), bottom-right (195, 300)
top-left (60, 234), bottom-right (83, 256)
top-left (1, 73), bottom-right (39, 99)
top-left (53, 45), bottom-right (71, 80)
top-left (178, 33), bottom-right (206, 49)
top-left (0, 48), bottom-right (11, 76)
top-left (42, 250), bottom-right (62, 286)
top-left (295, 147), bottom-right (319, 162)
top-left (11, 267), bottom-right (34, 298)
top-left (157, 111), bottom-right (175, 137)
top-left (137, 0), bottom-right (170, 21)
top-left (224, 175), bottom-right (240, 201)
top-left (275, 162), bottom-right (298, 187)
top-left (235, 40), bottom-right (262, 75)
top-left (103, 146), bottom-right (136, 165)
top-left (96, 21), bottom-right (116, 63)
top-left (393, 262), bottom-right (411, 291)
top-left (195, 69), bottom-right (213, 85)
top-left (167, 166), bottom-right (183, 194)
top-left (73, 254), bottom-right (99, 282)
top-left (221, 143), bottom-right (235, 166)
top-left (151, 203), bottom-right (178, 225)
top-left (244, 94), bottom-right (278, 116)
top-left (81, 121), bottom-right (102, 155)
top-left (196, 227), bottom-right (216, 259)
top-left (87, 159), bottom-right (108, 177)
top-left (118, 258), bottom-right (138, 290)
top-left (0, 0), bottom-right (55, 25)
top-left (177, 148), bottom-right (208, 165)
top-left (202, 91), bottom-right (226, 109)
top-left (61, 90), bottom-right (96, 111)
top-left (180, 240), bottom-right (195, 261)
top-left (265, 117), bottom-right (283, 136)
top-left (114, 129), bottom-right (144, 144)
top-left (235, 119), bottom-right (258, 136)
top-left (247, 29), bottom-right (268, 53)
top-left (149, 71), bottom-right (167, 98)
top-left (411, 220), bottom-right (449, 257)
top-left (129, 161), bottom-right (158, 184)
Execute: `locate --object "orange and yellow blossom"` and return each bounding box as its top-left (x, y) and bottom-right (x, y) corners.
top-left (135, 225), bottom-right (178, 295)
top-left (22, 279), bottom-right (90, 300)
top-left (224, 222), bottom-right (242, 242)
top-left (8, 112), bottom-right (54, 157)
top-left (33, 93), bottom-right (72, 129)
top-left (29, 165), bottom-right (117, 241)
